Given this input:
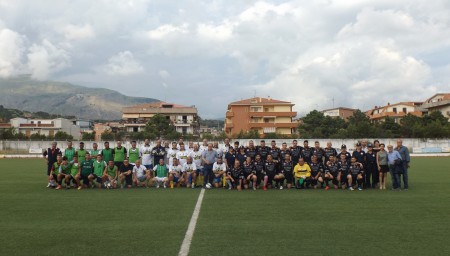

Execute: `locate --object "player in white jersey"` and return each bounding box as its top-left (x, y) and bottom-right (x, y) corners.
top-left (168, 158), bottom-right (184, 188)
top-left (213, 141), bottom-right (224, 160)
top-left (190, 144), bottom-right (203, 171)
top-left (212, 157), bottom-right (227, 188)
top-left (200, 139), bottom-right (209, 152)
top-left (183, 156), bottom-right (197, 188)
top-left (176, 143), bottom-right (190, 166)
top-left (139, 139), bottom-right (153, 170)
top-left (166, 142), bottom-right (179, 167)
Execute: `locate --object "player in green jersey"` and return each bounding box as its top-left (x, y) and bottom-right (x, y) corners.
top-left (90, 143), bottom-right (100, 157)
top-left (113, 141), bottom-right (127, 168)
top-left (89, 154), bottom-right (107, 188)
top-left (76, 142), bottom-right (87, 163)
top-left (64, 141), bottom-right (76, 162)
top-left (103, 160), bottom-right (118, 189)
top-left (56, 156), bottom-right (72, 190)
top-left (101, 142), bottom-right (113, 163)
top-left (128, 141), bottom-right (140, 166)
top-left (78, 153), bottom-right (93, 190)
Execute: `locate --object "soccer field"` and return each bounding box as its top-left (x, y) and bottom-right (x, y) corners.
top-left (0, 158), bottom-right (449, 256)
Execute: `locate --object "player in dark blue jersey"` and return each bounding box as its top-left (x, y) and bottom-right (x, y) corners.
top-left (276, 154), bottom-right (294, 189)
top-left (290, 140), bottom-right (303, 165)
top-left (263, 155), bottom-right (277, 190)
top-left (242, 156), bottom-right (257, 190)
top-left (301, 140), bottom-right (313, 163)
top-left (338, 153), bottom-right (351, 190)
top-left (349, 156), bottom-right (364, 190)
top-left (365, 144), bottom-right (378, 188)
top-left (338, 144), bottom-right (351, 163)
top-left (253, 154), bottom-right (265, 189)
top-left (245, 140), bottom-right (257, 160)
top-left (325, 155), bottom-right (340, 190)
top-left (226, 159), bottom-right (244, 190)
top-left (256, 140), bottom-right (270, 161)
top-left (309, 155), bottom-right (325, 189)
top-left (312, 141), bottom-right (325, 163)
top-left (324, 141), bottom-right (337, 163)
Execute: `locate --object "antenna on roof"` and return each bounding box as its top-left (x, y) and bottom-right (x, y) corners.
top-left (332, 97), bottom-right (335, 108)
top-left (254, 90), bottom-right (256, 98)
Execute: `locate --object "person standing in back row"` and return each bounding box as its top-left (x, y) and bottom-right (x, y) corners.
top-left (202, 143), bottom-right (217, 188)
top-left (113, 141), bottom-right (127, 168)
top-left (43, 142), bottom-right (61, 188)
top-left (395, 139), bottom-right (410, 190)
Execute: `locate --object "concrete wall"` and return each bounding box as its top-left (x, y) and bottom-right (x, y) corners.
top-left (1, 138), bottom-right (449, 154)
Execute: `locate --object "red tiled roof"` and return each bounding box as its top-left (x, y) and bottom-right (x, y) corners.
top-left (229, 97), bottom-right (293, 105)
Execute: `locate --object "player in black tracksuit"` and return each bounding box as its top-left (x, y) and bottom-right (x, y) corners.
top-left (309, 155), bottom-right (325, 189)
top-left (290, 140), bottom-right (303, 165)
top-left (227, 160), bottom-right (244, 190)
top-left (352, 143), bottom-right (366, 187)
top-left (325, 155), bottom-right (340, 189)
top-left (365, 146), bottom-right (378, 188)
top-left (338, 154), bottom-right (351, 189)
top-left (263, 155), bottom-right (277, 190)
top-left (349, 157), bottom-right (364, 190)
top-left (301, 141), bottom-right (313, 164)
top-left (276, 154), bottom-right (294, 189)
top-left (324, 142), bottom-right (337, 163)
top-left (253, 154), bottom-right (265, 189)
top-left (242, 157), bottom-right (256, 190)
top-left (257, 140), bottom-right (270, 161)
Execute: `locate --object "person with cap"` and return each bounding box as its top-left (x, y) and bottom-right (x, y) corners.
top-left (365, 143), bottom-right (378, 188)
top-left (338, 144), bottom-right (351, 164)
top-left (352, 142), bottom-right (366, 187)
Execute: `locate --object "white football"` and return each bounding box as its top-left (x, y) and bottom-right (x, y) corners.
top-left (205, 184), bottom-right (211, 189)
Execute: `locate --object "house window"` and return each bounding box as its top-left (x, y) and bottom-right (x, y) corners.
top-left (182, 127), bottom-right (187, 134)
top-left (393, 107), bottom-right (397, 113)
top-left (403, 108), bottom-right (407, 113)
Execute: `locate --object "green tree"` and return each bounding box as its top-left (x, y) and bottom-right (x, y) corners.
top-left (377, 116), bottom-right (401, 138)
top-left (101, 131), bottom-right (114, 141)
top-left (400, 114), bottom-right (423, 137)
top-left (81, 132), bottom-right (95, 141)
top-left (145, 114), bottom-right (181, 139)
top-left (54, 131), bottom-right (73, 140)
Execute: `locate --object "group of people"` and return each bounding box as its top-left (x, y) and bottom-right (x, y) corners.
top-left (43, 138), bottom-right (410, 191)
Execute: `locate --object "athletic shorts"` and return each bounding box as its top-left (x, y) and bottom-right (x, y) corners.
top-left (213, 175), bottom-right (223, 184)
top-left (284, 173), bottom-right (293, 183)
top-left (144, 165), bottom-right (152, 171)
top-left (172, 175), bottom-right (180, 183)
top-left (154, 177), bottom-right (165, 183)
top-left (80, 174), bottom-right (89, 185)
top-left (265, 173), bottom-right (275, 184)
top-left (137, 175), bottom-right (147, 182)
top-left (51, 173), bottom-right (57, 180)
top-left (92, 174), bottom-right (103, 183)
top-left (114, 161), bottom-right (123, 168)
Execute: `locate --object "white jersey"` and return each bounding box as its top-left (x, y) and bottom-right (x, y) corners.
top-left (222, 144), bottom-right (232, 155)
top-left (200, 145), bottom-right (208, 152)
top-left (176, 150), bottom-right (190, 166)
top-left (140, 145), bottom-right (153, 166)
top-left (183, 162), bottom-right (197, 173)
top-left (169, 164), bottom-right (183, 174)
top-left (133, 165), bottom-right (147, 177)
top-left (214, 148), bottom-right (224, 159)
top-left (190, 150), bottom-right (203, 168)
top-left (212, 162), bottom-right (227, 174)
top-left (167, 148), bottom-right (179, 166)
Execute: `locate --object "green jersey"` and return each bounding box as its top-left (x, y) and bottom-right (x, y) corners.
top-left (113, 147), bottom-right (125, 162)
top-left (60, 163), bottom-right (71, 174)
top-left (64, 148), bottom-right (76, 162)
top-left (102, 148), bottom-right (113, 162)
top-left (70, 162), bottom-right (79, 176)
top-left (93, 160), bottom-right (106, 176)
top-left (128, 148), bottom-right (140, 164)
top-left (106, 165), bottom-right (117, 178)
top-left (77, 149), bottom-right (87, 163)
top-left (90, 149), bottom-right (100, 157)
top-left (80, 160), bottom-right (94, 176)
top-left (154, 164), bottom-right (168, 178)
top-left (52, 162), bottom-right (62, 175)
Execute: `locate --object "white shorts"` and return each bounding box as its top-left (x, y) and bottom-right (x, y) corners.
top-left (154, 177), bottom-right (166, 182)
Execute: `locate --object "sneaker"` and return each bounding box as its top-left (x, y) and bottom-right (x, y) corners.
top-left (263, 186), bottom-right (267, 191)
top-left (163, 184), bottom-right (167, 189)
top-left (191, 183), bottom-right (195, 189)
top-left (78, 186), bottom-right (82, 190)
top-left (253, 187), bottom-right (256, 191)
top-left (348, 187), bottom-right (354, 191)
top-left (46, 183), bottom-right (51, 188)
top-left (156, 184), bottom-right (160, 189)
top-left (55, 185), bottom-right (62, 190)
top-left (325, 186), bottom-right (330, 191)
top-left (279, 186), bottom-right (284, 190)
top-left (228, 186), bottom-right (232, 190)
top-left (358, 187), bottom-right (363, 191)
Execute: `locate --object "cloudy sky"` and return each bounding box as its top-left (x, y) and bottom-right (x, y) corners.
top-left (1, 0), bottom-right (450, 118)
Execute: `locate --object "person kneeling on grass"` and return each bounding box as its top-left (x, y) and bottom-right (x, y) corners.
top-left (69, 156), bottom-right (81, 189)
top-left (348, 157), bottom-right (364, 191)
top-left (133, 160), bottom-right (151, 187)
top-left (278, 154), bottom-right (294, 190)
top-left (152, 158), bottom-right (168, 189)
top-left (89, 154), bottom-right (107, 188)
top-left (293, 158), bottom-right (311, 189)
top-left (49, 154), bottom-right (63, 189)
top-left (242, 157), bottom-right (257, 190)
top-left (183, 156), bottom-right (197, 188)
top-left (338, 154), bottom-right (351, 190)
top-left (310, 155), bottom-right (325, 189)
top-left (263, 155), bottom-right (277, 191)
top-left (213, 157), bottom-right (227, 188)
top-left (168, 158), bottom-right (184, 189)
top-left (118, 159), bottom-right (133, 189)
top-left (103, 160), bottom-right (118, 189)
top-left (325, 155), bottom-right (340, 190)
top-left (227, 160), bottom-right (244, 191)
top-left (56, 156), bottom-right (72, 190)
top-left (78, 153), bottom-right (93, 190)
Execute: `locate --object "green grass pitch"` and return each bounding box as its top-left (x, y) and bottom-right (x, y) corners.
top-left (0, 157), bottom-right (449, 256)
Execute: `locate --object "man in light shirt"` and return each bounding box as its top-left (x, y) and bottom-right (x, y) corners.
top-left (140, 139), bottom-right (153, 170)
top-left (183, 156), bottom-right (197, 188)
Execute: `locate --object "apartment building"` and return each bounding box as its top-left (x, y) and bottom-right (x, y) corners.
top-left (225, 97), bottom-right (297, 136)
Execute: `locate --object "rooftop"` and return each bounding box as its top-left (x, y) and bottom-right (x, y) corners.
top-left (229, 97), bottom-right (293, 105)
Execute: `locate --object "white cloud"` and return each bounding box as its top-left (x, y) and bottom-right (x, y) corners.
top-left (62, 24), bottom-right (95, 40)
top-left (147, 23), bottom-right (189, 40)
top-left (103, 51), bottom-right (143, 76)
top-left (158, 69), bottom-right (170, 80)
top-left (0, 27), bottom-right (25, 77)
top-left (27, 39), bottom-right (71, 80)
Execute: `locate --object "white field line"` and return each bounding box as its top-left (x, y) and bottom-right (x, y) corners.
top-left (178, 188), bottom-right (206, 256)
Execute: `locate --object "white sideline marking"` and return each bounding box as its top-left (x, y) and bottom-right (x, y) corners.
top-left (178, 188), bottom-right (205, 256)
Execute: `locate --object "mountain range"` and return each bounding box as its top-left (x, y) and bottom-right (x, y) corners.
top-left (0, 75), bottom-right (159, 120)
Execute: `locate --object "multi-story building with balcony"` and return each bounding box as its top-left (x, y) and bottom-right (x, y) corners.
top-left (224, 97), bottom-right (297, 136)
top-left (122, 102), bottom-right (199, 135)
